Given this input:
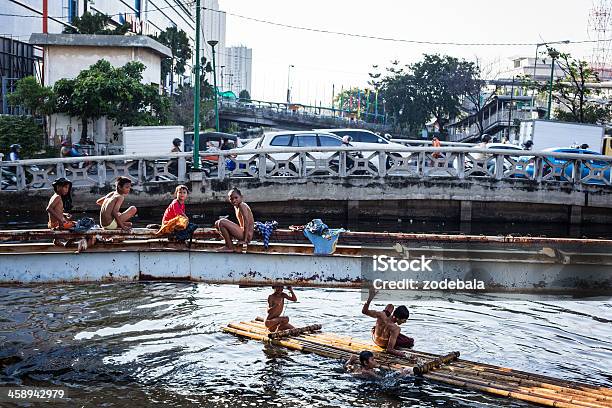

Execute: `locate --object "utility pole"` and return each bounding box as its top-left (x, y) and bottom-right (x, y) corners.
top-left (193, 0), bottom-right (201, 169)
top-left (547, 49), bottom-right (560, 120)
top-left (208, 40), bottom-right (220, 131)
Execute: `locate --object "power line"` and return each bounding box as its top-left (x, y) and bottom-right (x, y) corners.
top-left (203, 7), bottom-right (612, 47)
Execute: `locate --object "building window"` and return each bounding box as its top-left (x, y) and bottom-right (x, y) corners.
top-left (514, 59), bottom-right (521, 68)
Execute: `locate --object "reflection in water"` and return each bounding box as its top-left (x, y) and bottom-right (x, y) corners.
top-left (0, 283), bottom-right (610, 407)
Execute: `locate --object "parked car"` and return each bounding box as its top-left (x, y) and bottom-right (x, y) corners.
top-left (521, 148), bottom-right (611, 184)
top-left (232, 131), bottom-right (379, 175)
top-left (315, 128), bottom-right (409, 168)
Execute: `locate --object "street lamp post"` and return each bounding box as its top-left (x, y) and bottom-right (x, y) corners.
top-left (546, 48), bottom-right (560, 120)
top-left (208, 40), bottom-right (220, 131)
top-left (220, 65), bottom-right (225, 91)
top-left (532, 40), bottom-right (569, 112)
top-left (286, 64), bottom-right (294, 103)
top-left (193, 0), bottom-right (202, 169)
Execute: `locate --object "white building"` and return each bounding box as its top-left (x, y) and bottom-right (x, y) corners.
top-left (1, 0), bottom-right (196, 89)
top-left (225, 45), bottom-right (252, 96)
top-left (29, 33), bottom-right (171, 150)
top-left (200, 0), bottom-right (226, 86)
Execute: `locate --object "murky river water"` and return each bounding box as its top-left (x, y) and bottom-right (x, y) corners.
top-left (0, 284), bottom-right (610, 407)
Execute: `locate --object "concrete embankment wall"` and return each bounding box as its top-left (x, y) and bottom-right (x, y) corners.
top-left (2, 177), bottom-right (612, 226)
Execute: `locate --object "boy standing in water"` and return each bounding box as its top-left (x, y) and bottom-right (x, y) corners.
top-left (362, 286), bottom-right (413, 357)
top-left (215, 188), bottom-right (254, 252)
top-left (96, 176), bottom-right (137, 230)
top-left (265, 286), bottom-right (298, 332)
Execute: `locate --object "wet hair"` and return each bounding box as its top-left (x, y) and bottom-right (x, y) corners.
top-left (116, 176), bottom-right (132, 190)
top-left (228, 187), bottom-right (242, 196)
top-left (393, 305), bottom-right (410, 320)
top-left (175, 184), bottom-right (189, 195)
top-left (359, 351), bottom-right (374, 367)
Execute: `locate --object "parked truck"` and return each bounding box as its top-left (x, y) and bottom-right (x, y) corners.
top-left (518, 120), bottom-right (605, 153)
top-left (121, 126), bottom-right (184, 155)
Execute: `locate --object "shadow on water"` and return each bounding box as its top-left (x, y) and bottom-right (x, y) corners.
top-left (0, 284), bottom-right (610, 407)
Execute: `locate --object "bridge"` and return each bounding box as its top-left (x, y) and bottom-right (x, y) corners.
top-left (218, 99), bottom-right (393, 133)
top-left (1, 145), bottom-right (611, 228)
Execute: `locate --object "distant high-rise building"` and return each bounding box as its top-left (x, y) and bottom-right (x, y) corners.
top-left (225, 46), bottom-right (252, 96)
top-left (201, 0), bottom-right (226, 87)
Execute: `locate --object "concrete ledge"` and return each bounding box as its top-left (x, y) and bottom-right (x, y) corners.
top-left (29, 33), bottom-right (172, 57)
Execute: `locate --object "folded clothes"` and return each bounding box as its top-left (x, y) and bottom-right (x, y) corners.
top-left (254, 221), bottom-right (278, 249)
top-left (69, 217), bottom-right (96, 233)
top-left (303, 219), bottom-right (346, 255)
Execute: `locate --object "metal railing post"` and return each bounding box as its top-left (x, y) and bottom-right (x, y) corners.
top-left (378, 151), bottom-right (387, 178)
top-left (258, 153), bottom-right (266, 181)
top-left (178, 156), bottom-right (186, 182)
top-left (97, 160), bottom-right (106, 187)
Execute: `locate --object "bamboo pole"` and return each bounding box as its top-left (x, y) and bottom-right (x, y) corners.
top-left (425, 371), bottom-right (611, 408)
top-left (268, 324), bottom-right (322, 339)
top-left (443, 366), bottom-right (612, 403)
top-left (225, 322), bottom-right (612, 407)
top-left (413, 352), bottom-right (461, 375)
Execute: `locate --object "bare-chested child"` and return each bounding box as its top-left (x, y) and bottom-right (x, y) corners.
top-left (215, 188), bottom-right (254, 252)
top-left (265, 285), bottom-right (297, 332)
top-left (46, 177), bottom-right (75, 231)
top-left (96, 176), bottom-right (137, 231)
top-left (362, 286), bottom-right (414, 357)
top-left (345, 351), bottom-right (412, 379)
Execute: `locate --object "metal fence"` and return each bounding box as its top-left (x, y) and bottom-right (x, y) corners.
top-left (1, 146), bottom-right (611, 191)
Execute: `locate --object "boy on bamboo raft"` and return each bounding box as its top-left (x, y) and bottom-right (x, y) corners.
top-left (362, 286), bottom-right (414, 357)
top-left (215, 188), bottom-right (254, 253)
top-left (265, 286), bottom-right (298, 332)
top-left (97, 176), bottom-right (137, 231)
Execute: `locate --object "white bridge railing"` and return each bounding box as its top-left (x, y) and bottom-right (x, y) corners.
top-left (1, 146), bottom-right (611, 191)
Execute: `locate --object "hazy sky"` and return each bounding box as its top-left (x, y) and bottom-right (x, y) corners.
top-left (221, 0), bottom-right (601, 105)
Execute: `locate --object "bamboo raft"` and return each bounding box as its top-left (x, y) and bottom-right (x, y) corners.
top-left (223, 319), bottom-right (612, 408)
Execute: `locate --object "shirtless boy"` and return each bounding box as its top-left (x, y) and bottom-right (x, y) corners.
top-left (265, 285), bottom-right (298, 332)
top-left (362, 286), bottom-right (414, 357)
top-left (46, 177), bottom-right (75, 230)
top-left (215, 188), bottom-right (254, 252)
top-left (96, 176), bottom-right (137, 230)
top-left (345, 351), bottom-right (412, 379)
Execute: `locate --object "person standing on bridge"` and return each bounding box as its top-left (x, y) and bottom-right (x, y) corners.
top-left (171, 138), bottom-right (182, 153)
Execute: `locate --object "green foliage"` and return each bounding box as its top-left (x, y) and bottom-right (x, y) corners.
top-left (63, 11), bottom-right (130, 35)
top-left (167, 85), bottom-right (214, 130)
top-left (379, 55), bottom-right (479, 134)
top-left (151, 27), bottom-right (193, 93)
top-left (541, 48), bottom-right (611, 124)
top-left (53, 59), bottom-right (170, 139)
top-left (0, 116), bottom-right (43, 159)
top-left (239, 90), bottom-right (251, 102)
top-left (7, 76), bottom-right (55, 116)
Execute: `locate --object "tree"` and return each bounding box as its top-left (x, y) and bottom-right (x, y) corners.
top-left (7, 76), bottom-right (55, 116)
top-left (239, 90), bottom-right (251, 102)
top-left (410, 54), bottom-right (479, 133)
top-left (151, 27), bottom-right (193, 94)
top-left (541, 48), bottom-right (611, 124)
top-left (0, 116), bottom-right (43, 159)
top-left (54, 59), bottom-right (169, 141)
top-left (378, 55), bottom-right (479, 135)
top-left (63, 11), bottom-right (130, 35)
